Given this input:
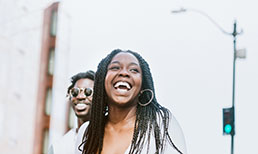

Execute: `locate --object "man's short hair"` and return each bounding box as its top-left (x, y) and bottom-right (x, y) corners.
top-left (67, 70), bottom-right (95, 94)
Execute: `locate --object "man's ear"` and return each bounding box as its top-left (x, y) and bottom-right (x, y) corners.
top-left (66, 94), bottom-right (72, 101)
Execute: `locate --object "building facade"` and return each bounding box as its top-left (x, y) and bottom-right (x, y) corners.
top-left (0, 1), bottom-right (73, 153)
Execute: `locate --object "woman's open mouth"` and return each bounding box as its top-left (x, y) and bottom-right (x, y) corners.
top-left (113, 81), bottom-right (132, 92)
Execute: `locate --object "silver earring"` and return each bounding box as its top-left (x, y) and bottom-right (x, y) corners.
top-left (138, 89), bottom-right (154, 106)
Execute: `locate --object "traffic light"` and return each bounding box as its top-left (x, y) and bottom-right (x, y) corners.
top-left (223, 107), bottom-right (235, 135)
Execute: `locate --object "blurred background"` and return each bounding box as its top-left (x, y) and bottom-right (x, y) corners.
top-left (0, 0), bottom-right (258, 154)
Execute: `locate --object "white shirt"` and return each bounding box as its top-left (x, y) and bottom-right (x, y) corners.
top-left (74, 122), bottom-right (89, 154)
top-left (124, 115), bottom-right (187, 154)
top-left (76, 115), bottom-right (187, 154)
top-left (48, 122), bottom-right (89, 154)
top-left (48, 128), bottom-right (77, 154)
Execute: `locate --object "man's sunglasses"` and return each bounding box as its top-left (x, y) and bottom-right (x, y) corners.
top-left (69, 87), bottom-right (93, 97)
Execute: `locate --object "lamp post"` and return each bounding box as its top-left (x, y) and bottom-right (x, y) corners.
top-left (172, 7), bottom-right (246, 154)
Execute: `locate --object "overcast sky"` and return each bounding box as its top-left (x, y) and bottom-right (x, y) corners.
top-left (61, 0), bottom-right (258, 153)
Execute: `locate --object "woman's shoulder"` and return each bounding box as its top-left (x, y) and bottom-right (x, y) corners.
top-left (166, 113), bottom-right (187, 154)
top-left (147, 110), bottom-right (187, 154)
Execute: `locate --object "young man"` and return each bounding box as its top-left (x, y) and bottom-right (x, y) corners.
top-left (48, 70), bottom-right (95, 154)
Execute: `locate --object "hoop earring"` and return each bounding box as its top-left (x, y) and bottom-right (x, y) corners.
top-left (138, 89), bottom-right (154, 106)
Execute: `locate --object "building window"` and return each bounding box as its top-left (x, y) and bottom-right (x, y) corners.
top-left (48, 48), bottom-right (55, 75)
top-left (42, 129), bottom-right (49, 154)
top-left (50, 10), bottom-right (58, 36)
top-left (45, 88), bottom-right (52, 116)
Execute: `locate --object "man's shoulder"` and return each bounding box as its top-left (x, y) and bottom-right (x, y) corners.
top-left (62, 128), bottom-right (76, 140)
top-left (51, 129), bottom-right (77, 154)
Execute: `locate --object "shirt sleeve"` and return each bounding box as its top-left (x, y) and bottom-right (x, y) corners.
top-left (167, 115), bottom-right (187, 154)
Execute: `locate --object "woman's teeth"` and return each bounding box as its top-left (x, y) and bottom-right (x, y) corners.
top-left (114, 81), bottom-right (131, 90)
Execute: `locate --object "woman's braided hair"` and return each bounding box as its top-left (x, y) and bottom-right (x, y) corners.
top-left (82, 49), bottom-right (182, 154)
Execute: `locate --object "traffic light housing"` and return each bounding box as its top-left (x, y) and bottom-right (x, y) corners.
top-left (223, 107), bottom-right (235, 135)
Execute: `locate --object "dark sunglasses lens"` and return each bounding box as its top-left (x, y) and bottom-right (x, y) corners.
top-left (84, 88), bottom-right (93, 97)
top-left (71, 88), bottom-right (79, 97)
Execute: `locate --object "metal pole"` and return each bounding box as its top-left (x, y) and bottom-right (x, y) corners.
top-left (231, 20), bottom-right (237, 154)
top-left (231, 134), bottom-right (234, 154)
top-left (232, 20), bottom-right (237, 107)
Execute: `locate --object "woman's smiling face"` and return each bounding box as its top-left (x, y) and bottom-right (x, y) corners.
top-left (105, 52), bottom-right (142, 107)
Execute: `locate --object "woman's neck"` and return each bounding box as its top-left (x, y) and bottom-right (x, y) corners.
top-left (107, 105), bottom-right (137, 128)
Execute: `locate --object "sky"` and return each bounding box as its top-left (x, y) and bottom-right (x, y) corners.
top-left (61, 0), bottom-right (258, 153)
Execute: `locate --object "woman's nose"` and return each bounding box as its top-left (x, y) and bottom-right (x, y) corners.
top-left (119, 68), bottom-right (129, 77)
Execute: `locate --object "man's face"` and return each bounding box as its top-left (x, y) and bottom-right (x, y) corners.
top-left (70, 78), bottom-right (94, 120)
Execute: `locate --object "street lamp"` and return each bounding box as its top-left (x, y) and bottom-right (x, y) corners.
top-left (171, 7), bottom-right (246, 154)
top-left (172, 8), bottom-right (231, 35)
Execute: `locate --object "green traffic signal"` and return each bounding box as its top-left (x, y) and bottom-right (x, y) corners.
top-left (224, 124), bottom-right (232, 134)
top-left (223, 107), bottom-right (235, 135)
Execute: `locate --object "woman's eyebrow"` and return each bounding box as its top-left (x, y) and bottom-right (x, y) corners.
top-left (129, 62), bottom-right (140, 66)
top-left (110, 61), bottom-right (139, 66)
top-left (110, 61), bottom-right (120, 64)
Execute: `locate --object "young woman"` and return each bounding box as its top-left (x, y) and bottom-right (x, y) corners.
top-left (79, 49), bottom-right (187, 154)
